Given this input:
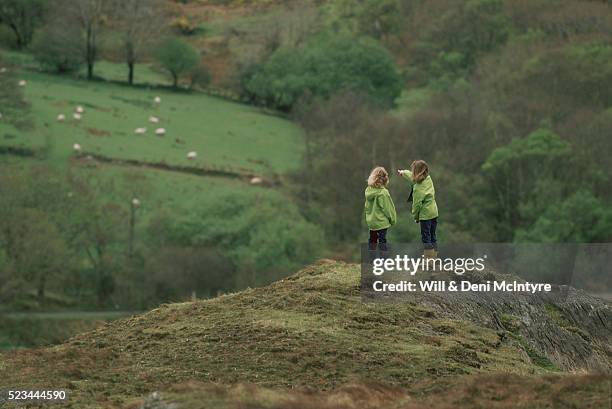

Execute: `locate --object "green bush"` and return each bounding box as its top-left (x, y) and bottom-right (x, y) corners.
top-left (154, 37), bottom-right (200, 88)
top-left (246, 34), bottom-right (402, 110)
top-left (168, 190), bottom-right (325, 286)
top-left (31, 24), bottom-right (82, 73)
top-left (515, 191), bottom-right (612, 242)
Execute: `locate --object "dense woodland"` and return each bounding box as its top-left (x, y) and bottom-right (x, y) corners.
top-left (0, 0), bottom-right (611, 313)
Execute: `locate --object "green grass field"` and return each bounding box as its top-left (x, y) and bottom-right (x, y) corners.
top-left (1, 62), bottom-right (303, 175)
top-left (0, 52), bottom-right (306, 237)
top-left (0, 153), bottom-right (285, 234)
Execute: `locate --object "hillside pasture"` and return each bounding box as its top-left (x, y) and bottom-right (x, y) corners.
top-left (0, 69), bottom-right (303, 175)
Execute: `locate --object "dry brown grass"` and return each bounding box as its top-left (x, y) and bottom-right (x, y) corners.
top-left (122, 374), bottom-right (611, 409)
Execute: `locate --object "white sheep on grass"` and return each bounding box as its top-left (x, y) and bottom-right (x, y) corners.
top-left (73, 113), bottom-right (82, 120)
top-left (73, 143), bottom-right (82, 152)
top-left (154, 96), bottom-right (161, 104)
top-left (134, 127), bottom-right (147, 134)
top-left (155, 128), bottom-right (166, 136)
top-left (187, 151), bottom-right (197, 160)
top-left (250, 177), bottom-right (263, 185)
top-left (57, 114), bottom-right (65, 122)
top-left (18, 80), bottom-right (26, 86)
top-left (149, 116), bottom-right (159, 123)
top-left (75, 106), bottom-right (84, 113)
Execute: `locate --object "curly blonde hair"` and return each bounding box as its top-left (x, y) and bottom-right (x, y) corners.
top-left (367, 166), bottom-right (389, 188)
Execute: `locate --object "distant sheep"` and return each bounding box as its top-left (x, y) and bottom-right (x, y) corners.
top-left (134, 127), bottom-right (147, 134)
top-left (75, 106), bottom-right (84, 113)
top-left (154, 96), bottom-right (161, 104)
top-left (132, 198), bottom-right (141, 207)
top-left (0, 67), bottom-right (7, 73)
top-left (18, 80), bottom-right (26, 86)
top-left (73, 113), bottom-right (82, 120)
top-left (187, 151), bottom-right (197, 160)
top-left (149, 116), bottom-right (159, 123)
top-left (250, 177), bottom-right (263, 185)
top-left (155, 128), bottom-right (166, 136)
top-left (73, 143), bottom-right (82, 152)
top-left (57, 114), bottom-right (65, 122)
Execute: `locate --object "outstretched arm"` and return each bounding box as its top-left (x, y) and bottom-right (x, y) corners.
top-left (398, 169), bottom-right (413, 181)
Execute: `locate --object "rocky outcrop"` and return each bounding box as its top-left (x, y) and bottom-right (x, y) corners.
top-left (363, 268), bottom-right (612, 373)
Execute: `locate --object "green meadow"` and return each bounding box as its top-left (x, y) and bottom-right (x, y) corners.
top-left (1, 64), bottom-right (303, 175)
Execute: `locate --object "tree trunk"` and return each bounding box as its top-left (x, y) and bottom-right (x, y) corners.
top-left (128, 61), bottom-right (134, 85)
top-left (86, 25), bottom-right (95, 80)
top-left (126, 41), bottom-right (135, 85)
top-left (172, 73), bottom-right (178, 89)
top-left (8, 23), bottom-right (24, 49)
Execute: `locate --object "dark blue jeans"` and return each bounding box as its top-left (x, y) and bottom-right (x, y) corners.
top-left (420, 218), bottom-right (437, 249)
top-left (369, 229), bottom-right (388, 252)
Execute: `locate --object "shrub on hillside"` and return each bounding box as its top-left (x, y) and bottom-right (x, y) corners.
top-left (31, 24), bottom-right (82, 73)
top-left (170, 15), bottom-right (197, 35)
top-left (166, 190), bottom-right (325, 287)
top-left (515, 190), bottom-right (612, 243)
top-left (187, 64), bottom-right (212, 90)
top-left (245, 34), bottom-right (402, 111)
top-left (155, 37), bottom-right (200, 88)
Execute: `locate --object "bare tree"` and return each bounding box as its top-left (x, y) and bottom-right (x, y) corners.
top-left (0, 0), bottom-right (47, 49)
top-left (112, 0), bottom-right (168, 85)
top-left (58, 0), bottom-right (107, 80)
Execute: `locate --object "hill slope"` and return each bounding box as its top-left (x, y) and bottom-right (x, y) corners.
top-left (0, 69), bottom-right (303, 175)
top-left (1, 260), bottom-right (610, 408)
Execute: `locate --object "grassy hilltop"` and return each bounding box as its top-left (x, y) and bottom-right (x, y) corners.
top-left (1, 260), bottom-right (610, 408)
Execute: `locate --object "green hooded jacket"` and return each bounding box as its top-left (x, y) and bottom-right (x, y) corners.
top-left (364, 186), bottom-right (397, 231)
top-left (401, 171), bottom-right (438, 222)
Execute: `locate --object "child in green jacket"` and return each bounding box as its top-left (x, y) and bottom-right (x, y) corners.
top-left (365, 166), bottom-right (397, 253)
top-left (398, 160), bottom-right (439, 258)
